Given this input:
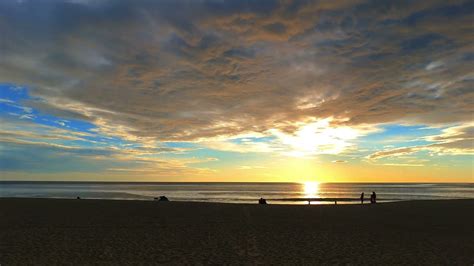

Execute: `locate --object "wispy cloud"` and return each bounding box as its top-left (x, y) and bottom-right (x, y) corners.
top-left (367, 123), bottom-right (474, 160)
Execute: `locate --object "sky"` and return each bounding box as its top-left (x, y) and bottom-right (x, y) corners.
top-left (0, 0), bottom-right (473, 182)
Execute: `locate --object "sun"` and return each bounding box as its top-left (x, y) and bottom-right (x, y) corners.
top-left (303, 181), bottom-right (320, 198)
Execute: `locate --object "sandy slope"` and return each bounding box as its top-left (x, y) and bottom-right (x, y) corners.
top-left (0, 198), bottom-right (473, 265)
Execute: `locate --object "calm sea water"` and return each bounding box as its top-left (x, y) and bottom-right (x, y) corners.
top-left (0, 182), bottom-right (473, 204)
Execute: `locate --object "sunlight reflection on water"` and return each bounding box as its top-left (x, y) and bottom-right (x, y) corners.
top-left (303, 182), bottom-right (320, 203)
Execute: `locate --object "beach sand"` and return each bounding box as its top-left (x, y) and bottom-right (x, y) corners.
top-left (0, 198), bottom-right (473, 265)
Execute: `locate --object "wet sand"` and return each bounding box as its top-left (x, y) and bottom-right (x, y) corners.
top-left (0, 198), bottom-right (473, 265)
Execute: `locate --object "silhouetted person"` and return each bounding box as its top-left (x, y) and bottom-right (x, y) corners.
top-left (158, 196), bottom-right (169, 202)
top-left (76, 196), bottom-right (81, 200)
top-left (370, 191), bottom-right (376, 204)
top-left (258, 197), bottom-right (267, 204)
top-left (360, 192), bottom-right (364, 204)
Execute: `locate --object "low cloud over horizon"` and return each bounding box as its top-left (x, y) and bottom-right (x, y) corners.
top-left (0, 0), bottom-right (472, 182)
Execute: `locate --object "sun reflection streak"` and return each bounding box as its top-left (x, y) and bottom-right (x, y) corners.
top-left (303, 181), bottom-right (320, 199)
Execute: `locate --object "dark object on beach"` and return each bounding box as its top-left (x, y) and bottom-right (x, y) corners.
top-left (154, 196), bottom-right (169, 202)
top-left (360, 192), bottom-right (364, 204)
top-left (258, 198), bottom-right (267, 204)
top-left (76, 196), bottom-right (81, 200)
top-left (370, 192), bottom-right (377, 204)
top-left (334, 201), bottom-right (337, 205)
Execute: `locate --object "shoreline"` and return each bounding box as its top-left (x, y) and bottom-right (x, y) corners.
top-left (1, 196), bottom-right (472, 205)
top-left (1, 198), bottom-right (473, 264)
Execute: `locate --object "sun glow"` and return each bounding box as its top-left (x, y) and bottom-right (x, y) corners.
top-left (303, 181), bottom-right (320, 198)
top-left (270, 118), bottom-right (372, 157)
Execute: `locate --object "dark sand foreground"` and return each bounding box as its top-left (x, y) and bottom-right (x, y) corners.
top-left (1, 199), bottom-right (473, 265)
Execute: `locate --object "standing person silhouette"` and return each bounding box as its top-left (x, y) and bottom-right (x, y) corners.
top-left (360, 192), bottom-right (364, 204)
top-left (370, 191), bottom-right (377, 204)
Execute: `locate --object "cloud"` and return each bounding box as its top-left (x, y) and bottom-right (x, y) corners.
top-left (202, 139), bottom-right (279, 154)
top-left (0, 135), bottom-right (212, 176)
top-left (382, 163), bottom-right (424, 167)
top-left (0, 117), bottom-right (205, 175)
top-left (0, 139), bottom-right (115, 172)
top-left (0, 0), bottom-right (472, 151)
top-left (198, 118), bottom-right (378, 156)
top-left (238, 165), bottom-right (266, 170)
top-left (270, 118), bottom-right (379, 156)
top-left (367, 123), bottom-right (474, 160)
top-left (368, 146), bottom-right (419, 160)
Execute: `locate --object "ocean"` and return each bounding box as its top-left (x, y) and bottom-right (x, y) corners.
top-left (1, 182), bottom-right (473, 204)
